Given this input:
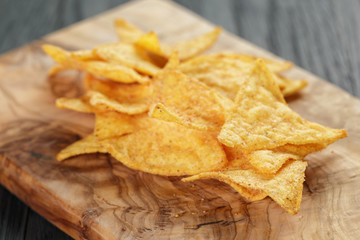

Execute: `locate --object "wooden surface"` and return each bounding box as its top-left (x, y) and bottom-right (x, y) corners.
top-left (1, 0), bottom-right (360, 239)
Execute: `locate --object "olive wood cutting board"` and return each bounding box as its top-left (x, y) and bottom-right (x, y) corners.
top-left (0, 0), bottom-right (359, 239)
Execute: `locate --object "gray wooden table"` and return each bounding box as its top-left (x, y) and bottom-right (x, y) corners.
top-left (1, 0), bottom-right (359, 239)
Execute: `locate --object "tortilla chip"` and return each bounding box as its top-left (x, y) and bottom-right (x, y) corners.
top-left (70, 49), bottom-right (99, 61)
top-left (164, 51), bottom-right (180, 69)
top-left (43, 44), bottom-right (148, 84)
top-left (214, 53), bottom-right (293, 73)
top-left (93, 42), bottom-right (160, 75)
top-left (103, 115), bottom-right (227, 176)
top-left (231, 186), bottom-right (267, 201)
top-left (179, 53), bottom-right (304, 99)
top-left (218, 60), bottom-right (347, 150)
top-left (135, 27), bottom-right (221, 61)
top-left (247, 143), bottom-right (331, 175)
top-left (57, 135), bottom-right (107, 161)
top-left (94, 111), bottom-right (135, 139)
top-left (84, 74), bottom-right (152, 104)
top-left (246, 149), bottom-right (302, 176)
top-left (135, 32), bottom-right (169, 57)
top-left (277, 75), bottom-right (308, 97)
top-left (149, 103), bottom-right (207, 130)
top-left (114, 18), bottom-right (144, 43)
top-left (183, 160), bottom-right (307, 215)
top-left (172, 27), bottom-right (222, 61)
top-left (56, 96), bottom-right (93, 113)
top-left (223, 146), bottom-right (253, 170)
top-left (88, 90), bottom-right (148, 115)
top-left (224, 144), bottom-right (301, 187)
top-left (82, 61), bottom-right (149, 84)
top-left (151, 69), bottom-right (226, 131)
top-left (56, 90), bottom-right (148, 115)
top-left (179, 55), bottom-right (253, 100)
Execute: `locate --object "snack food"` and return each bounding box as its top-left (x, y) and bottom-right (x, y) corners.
top-left (44, 19), bottom-right (347, 215)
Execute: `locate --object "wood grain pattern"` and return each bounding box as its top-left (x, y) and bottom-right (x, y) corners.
top-left (1, 0), bottom-right (360, 239)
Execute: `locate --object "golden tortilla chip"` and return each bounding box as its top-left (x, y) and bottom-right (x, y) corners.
top-left (151, 69), bottom-right (226, 131)
top-left (149, 103), bottom-right (207, 130)
top-left (43, 44), bottom-right (149, 83)
top-left (135, 32), bottom-right (168, 57)
top-left (70, 49), bottom-right (99, 61)
top-left (223, 146), bottom-right (253, 170)
top-left (88, 90), bottom-right (148, 115)
top-left (56, 90), bottom-right (148, 115)
top-left (224, 144), bottom-right (301, 183)
top-left (134, 32), bottom-right (169, 67)
top-left (213, 53), bottom-right (293, 73)
top-left (84, 74), bottom-right (152, 104)
top-left (246, 149), bottom-right (302, 176)
top-left (208, 176), bottom-right (267, 201)
top-left (57, 135), bottom-right (107, 161)
top-left (172, 27), bottom-right (221, 61)
top-left (114, 18), bottom-right (145, 43)
top-left (56, 96), bottom-right (93, 113)
top-left (179, 54), bottom-right (303, 100)
top-left (214, 146), bottom-right (268, 200)
top-left (93, 42), bottom-right (160, 75)
top-left (94, 111), bottom-right (135, 140)
top-left (247, 143), bottom-right (329, 176)
top-left (164, 51), bottom-right (180, 69)
top-left (218, 60), bottom-right (347, 150)
top-left (102, 115), bottom-right (227, 176)
top-left (82, 61), bottom-right (149, 84)
top-left (277, 75), bottom-right (308, 97)
top-left (183, 160), bottom-right (307, 215)
top-left (231, 186), bottom-right (267, 201)
top-left (179, 55), bottom-right (253, 100)
top-left (135, 27), bottom-right (221, 61)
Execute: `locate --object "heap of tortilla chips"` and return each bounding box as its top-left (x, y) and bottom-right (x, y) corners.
top-left (44, 19), bottom-right (347, 215)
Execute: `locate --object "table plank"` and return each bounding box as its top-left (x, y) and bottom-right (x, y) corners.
top-left (0, 0), bottom-right (128, 54)
top-left (0, 187), bottom-right (28, 240)
top-left (24, 210), bottom-right (72, 240)
top-left (1, 0), bottom-right (360, 239)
